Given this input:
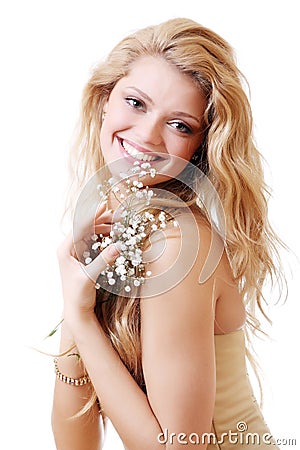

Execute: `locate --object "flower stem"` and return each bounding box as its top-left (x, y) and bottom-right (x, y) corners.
top-left (44, 318), bottom-right (64, 339)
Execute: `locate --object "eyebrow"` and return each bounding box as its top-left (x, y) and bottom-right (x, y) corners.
top-left (126, 86), bottom-right (202, 125)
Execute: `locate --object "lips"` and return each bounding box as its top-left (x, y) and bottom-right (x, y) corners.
top-left (118, 137), bottom-right (163, 162)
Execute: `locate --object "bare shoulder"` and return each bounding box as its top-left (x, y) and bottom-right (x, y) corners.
top-left (140, 204), bottom-right (226, 322)
top-left (145, 205), bottom-right (226, 280)
top-left (141, 204), bottom-right (241, 318)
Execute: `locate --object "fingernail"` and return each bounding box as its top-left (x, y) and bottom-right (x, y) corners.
top-left (108, 242), bottom-right (122, 257)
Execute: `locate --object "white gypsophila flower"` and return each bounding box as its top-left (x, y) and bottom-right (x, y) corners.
top-left (82, 162), bottom-right (177, 297)
top-left (141, 162), bottom-right (151, 169)
top-left (116, 255), bottom-right (126, 265)
top-left (91, 242), bottom-right (101, 251)
top-left (135, 191), bottom-right (144, 199)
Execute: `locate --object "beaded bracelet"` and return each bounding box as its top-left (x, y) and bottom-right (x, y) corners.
top-left (54, 357), bottom-right (91, 386)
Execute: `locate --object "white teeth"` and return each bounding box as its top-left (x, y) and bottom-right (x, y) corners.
top-left (122, 140), bottom-right (157, 162)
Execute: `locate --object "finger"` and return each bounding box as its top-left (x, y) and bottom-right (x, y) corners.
top-left (95, 209), bottom-right (113, 223)
top-left (84, 242), bottom-right (122, 282)
top-left (59, 231), bottom-right (90, 261)
top-left (83, 223), bottom-right (112, 238)
top-left (95, 201), bottom-right (108, 216)
top-left (74, 201), bottom-right (109, 243)
top-left (82, 223), bottom-right (112, 239)
top-left (94, 224), bottom-right (112, 235)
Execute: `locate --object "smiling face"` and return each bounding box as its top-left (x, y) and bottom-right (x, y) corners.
top-left (100, 56), bottom-right (206, 182)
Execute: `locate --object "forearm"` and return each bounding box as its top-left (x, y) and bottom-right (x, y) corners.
top-left (51, 322), bottom-right (103, 450)
top-left (69, 313), bottom-right (165, 450)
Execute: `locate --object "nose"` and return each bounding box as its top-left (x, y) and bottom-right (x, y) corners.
top-left (135, 115), bottom-right (163, 147)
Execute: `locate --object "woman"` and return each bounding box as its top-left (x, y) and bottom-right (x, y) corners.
top-left (52, 18), bottom-right (283, 449)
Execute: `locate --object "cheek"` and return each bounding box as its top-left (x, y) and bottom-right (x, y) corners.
top-left (106, 98), bottom-right (132, 132)
top-left (166, 138), bottom-right (198, 161)
top-left (100, 110), bottom-right (128, 150)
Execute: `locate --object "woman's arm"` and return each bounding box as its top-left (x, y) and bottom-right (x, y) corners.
top-left (52, 322), bottom-right (103, 450)
top-left (55, 229), bottom-right (165, 450)
top-left (140, 222), bottom-right (217, 449)
top-left (52, 206), bottom-right (121, 450)
top-left (69, 313), bottom-right (164, 450)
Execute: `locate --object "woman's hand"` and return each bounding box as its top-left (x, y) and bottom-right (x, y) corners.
top-left (57, 202), bottom-right (120, 327)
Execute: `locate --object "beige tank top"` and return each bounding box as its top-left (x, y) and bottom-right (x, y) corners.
top-left (206, 329), bottom-right (279, 449)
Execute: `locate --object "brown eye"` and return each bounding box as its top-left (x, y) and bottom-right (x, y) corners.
top-left (125, 97), bottom-right (144, 110)
top-left (168, 120), bottom-right (192, 134)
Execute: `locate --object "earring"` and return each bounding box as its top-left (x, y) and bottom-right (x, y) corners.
top-left (102, 111), bottom-right (107, 122)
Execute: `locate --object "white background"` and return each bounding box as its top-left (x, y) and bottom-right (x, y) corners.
top-left (0, 0), bottom-right (299, 449)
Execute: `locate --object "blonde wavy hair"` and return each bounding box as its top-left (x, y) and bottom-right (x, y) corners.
top-left (65, 17), bottom-right (284, 415)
